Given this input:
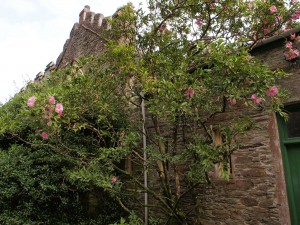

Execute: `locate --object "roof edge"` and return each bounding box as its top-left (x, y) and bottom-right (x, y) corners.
top-left (251, 26), bottom-right (300, 50)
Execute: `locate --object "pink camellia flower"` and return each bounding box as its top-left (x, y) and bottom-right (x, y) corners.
top-left (47, 106), bottom-right (53, 117)
top-left (41, 132), bottom-right (49, 140)
top-left (254, 97), bottom-right (262, 104)
top-left (27, 96), bottom-right (36, 108)
top-left (266, 86), bottom-right (278, 97)
top-left (111, 176), bottom-right (117, 184)
top-left (49, 96), bottom-right (55, 104)
top-left (286, 41), bottom-right (293, 49)
top-left (275, 16), bottom-right (282, 22)
top-left (251, 94), bottom-right (262, 104)
top-left (27, 101), bottom-right (35, 108)
top-left (270, 5), bottom-right (277, 13)
top-left (228, 98), bottom-right (237, 105)
top-left (263, 28), bottom-right (270, 35)
top-left (159, 24), bottom-right (166, 32)
top-left (195, 18), bottom-right (202, 28)
top-left (284, 50), bottom-right (295, 60)
top-left (55, 103), bottom-right (64, 115)
top-left (291, 33), bottom-right (296, 40)
top-left (251, 94), bottom-right (257, 100)
top-left (185, 88), bottom-right (195, 99)
top-left (47, 120), bottom-right (52, 126)
top-left (284, 48), bottom-right (300, 61)
top-left (47, 106), bottom-right (53, 112)
top-left (290, 10), bottom-right (300, 20)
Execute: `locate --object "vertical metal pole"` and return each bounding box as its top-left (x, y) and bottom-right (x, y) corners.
top-left (141, 93), bottom-right (148, 225)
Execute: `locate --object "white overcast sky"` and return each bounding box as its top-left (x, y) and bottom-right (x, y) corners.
top-left (0, 0), bottom-right (144, 104)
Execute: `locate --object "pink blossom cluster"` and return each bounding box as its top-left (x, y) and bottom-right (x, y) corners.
top-left (46, 99), bottom-right (64, 129)
top-left (251, 94), bottom-right (262, 104)
top-left (185, 88), bottom-right (195, 99)
top-left (286, 41), bottom-right (293, 49)
top-left (250, 86), bottom-right (279, 104)
top-left (27, 96), bottom-right (36, 108)
top-left (275, 16), bottom-right (282, 22)
top-left (195, 17), bottom-right (202, 28)
top-left (47, 106), bottom-right (53, 117)
top-left (44, 96), bottom-right (64, 127)
top-left (48, 96), bottom-right (64, 115)
top-left (284, 37), bottom-right (300, 61)
top-left (27, 95), bottom-right (64, 141)
top-left (266, 86), bottom-right (278, 97)
top-left (159, 24), bottom-right (166, 32)
top-left (290, 10), bottom-right (300, 20)
top-left (111, 176), bottom-right (117, 184)
top-left (291, 33), bottom-right (296, 40)
top-left (55, 103), bottom-right (64, 115)
top-left (284, 48), bottom-right (300, 61)
top-left (41, 132), bottom-right (49, 140)
top-left (49, 96), bottom-right (55, 104)
top-left (35, 129), bottom-right (49, 140)
top-left (263, 28), bottom-right (270, 35)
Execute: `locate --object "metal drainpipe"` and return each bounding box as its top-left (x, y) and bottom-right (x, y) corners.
top-left (141, 93), bottom-right (148, 225)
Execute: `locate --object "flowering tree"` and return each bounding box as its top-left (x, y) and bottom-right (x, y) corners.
top-left (0, 0), bottom-right (299, 224)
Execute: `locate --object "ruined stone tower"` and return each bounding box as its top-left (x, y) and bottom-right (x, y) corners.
top-left (34, 5), bottom-right (114, 81)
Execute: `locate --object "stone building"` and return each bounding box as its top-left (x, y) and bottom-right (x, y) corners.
top-left (193, 29), bottom-right (300, 225)
top-left (36, 6), bottom-right (300, 225)
top-left (34, 5), bottom-right (112, 81)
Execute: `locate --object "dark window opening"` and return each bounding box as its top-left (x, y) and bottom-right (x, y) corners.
top-left (286, 110), bottom-right (300, 138)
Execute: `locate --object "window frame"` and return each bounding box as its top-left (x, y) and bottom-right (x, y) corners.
top-left (277, 104), bottom-right (300, 225)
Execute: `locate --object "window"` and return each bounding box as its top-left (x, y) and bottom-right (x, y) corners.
top-left (286, 110), bottom-right (300, 138)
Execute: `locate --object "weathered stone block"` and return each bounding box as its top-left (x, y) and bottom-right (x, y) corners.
top-left (240, 168), bottom-right (266, 178)
top-left (240, 197), bottom-right (259, 207)
top-left (235, 180), bottom-right (254, 191)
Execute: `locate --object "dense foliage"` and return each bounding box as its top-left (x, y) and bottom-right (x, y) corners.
top-left (0, 0), bottom-right (299, 224)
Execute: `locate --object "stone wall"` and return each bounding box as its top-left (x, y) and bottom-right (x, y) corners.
top-left (132, 101), bottom-right (288, 224)
top-left (193, 106), bottom-right (284, 225)
top-left (193, 32), bottom-right (300, 225)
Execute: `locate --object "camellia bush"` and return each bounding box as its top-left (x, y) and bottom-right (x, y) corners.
top-left (0, 0), bottom-right (299, 224)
